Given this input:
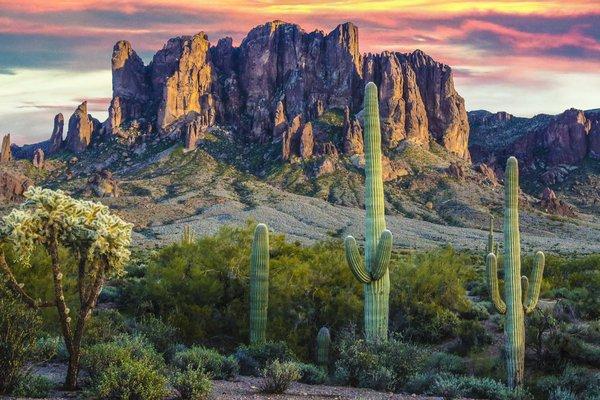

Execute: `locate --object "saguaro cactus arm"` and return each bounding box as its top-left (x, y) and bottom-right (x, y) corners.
top-left (370, 229), bottom-right (392, 280)
top-left (344, 236), bottom-right (371, 284)
top-left (486, 253), bottom-right (507, 314)
top-left (523, 251), bottom-right (545, 314)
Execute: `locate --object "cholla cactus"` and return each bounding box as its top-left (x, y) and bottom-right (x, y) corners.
top-left (486, 157), bottom-right (545, 389)
top-left (316, 326), bottom-right (331, 367)
top-left (344, 82), bottom-right (393, 342)
top-left (181, 225), bottom-right (195, 245)
top-left (0, 187), bottom-right (132, 389)
top-left (249, 223), bottom-right (269, 344)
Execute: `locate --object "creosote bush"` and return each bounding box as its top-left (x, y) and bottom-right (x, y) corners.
top-left (172, 345), bottom-right (238, 380)
top-left (234, 340), bottom-right (296, 376)
top-left (172, 367), bottom-right (213, 400)
top-left (259, 360), bottom-right (301, 394)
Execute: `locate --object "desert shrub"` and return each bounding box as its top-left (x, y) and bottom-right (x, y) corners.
top-left (333, 328), bottom-right (430, 391)
top-left (83, 309), bottom-right (129, 347)
top-left (98, 285), bottom-right (120, 303)
top-left (426, 352), bottom-right (467, 375)
top-left (525, 308), bottom-right (558, 365)
top-left (30, 335), bottom-right (63, 363)
top-left (172, 367), bottom-right (213, 400)
top-left (533, 365), bottom-right (600, 399)
top-left (259, 360), bottom-right (301, 394)
top-left (86, 359), bottom-right (168, 400)
top-left (534, 254), bottom-right (600, 319)
top-left (391, 247), bottom-right (475, 342)
top-left (0, 287), bottom-right (41, 395)
top-left (431, 374), bottom-right (527, 400)
top-left (549, 388), bottom-right (577, 400)
top-left (10, 374), bottom-right (53, 398)
top-left (234, 341), bottom-right (296, 376)
top-left (121, 224), bottom-right (363, 357)
top-left (172, 345), bottom-right (238, 380)
top-left (82, 334), bottom-right (165, 381)
top-left (455, 319), bottom-right (493, 352)
top-left (131, 315), bottom-right (178, 354)
top-left (541, 325), bottom-right (600, 369)
top-left (461, 301), bottom-right (491, 320)
top-left (294, 362), bottom-right (327, 385)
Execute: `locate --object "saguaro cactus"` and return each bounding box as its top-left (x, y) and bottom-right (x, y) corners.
top-left (181, 225), bottom-right (195, 245)
top-left (345, 82), bottom-right (393, 342)
top-left (486, 157), bottom-right (545, 389)
top-left (486, 215), bottom-right (497, 256)
top-left (249, 223), bottom-right (269, 344)
top-left (316, 326), bottom-right (331, 367)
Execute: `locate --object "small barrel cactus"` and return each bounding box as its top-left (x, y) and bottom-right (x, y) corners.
top-left (249, 223), bottom-right (269, 344)
top-left (316, 327), bottom-right (331, 367)
top-left (486, 157), bottom-right (545, 389)
top-left (344, 82), bottom-right (393, 342)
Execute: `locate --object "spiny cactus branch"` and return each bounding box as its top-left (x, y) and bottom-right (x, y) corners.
top-left (486, 253), bottom-right (506, 314)
top-left (344, 236), bottom-right (371, 284)
top-left (371, 230), bottom-right (392, 281)
top-left (523, 251), bottom-right (545, 314)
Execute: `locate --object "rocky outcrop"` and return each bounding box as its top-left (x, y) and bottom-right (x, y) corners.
top-left (299, 122), bottom-right (314, 159)
top-left (469, 108), bottom-right (600, 171)
top-left (65, 102), bottom-right (95, 153)
top-left (1, 134), bottom-right (11, 162)
top-left (32, 148), bottom-right (44, 169)
top-left (183, 114), bottom-right (208, 151)
top-left (538, 187), bottom-right (575, 217)
top-left (86, 169), bottom-right (119, 197)
top-left (152, 33), bottom-right (217, 130)
top-left (108, 40), bottom-right (150, 134)
top-left (475, 163), bottom-right (498, 186)
top-left (0, 169), bottom-right (31, 201)
top-left (50, 113), bottom-right (64, 153)
top-left (447, 162), bottom-right (466, 180)
top-left (95, 21), bottom-right (469, 164)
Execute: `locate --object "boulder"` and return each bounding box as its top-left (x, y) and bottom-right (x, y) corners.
top-left (0, 169), bottom-right (31, 201)
top-left (538, 187), bottom-right (576, 217)
top-left (87, 169), bottom-right (119, 197)
top-left (447, 162), bottom-right (466, 179)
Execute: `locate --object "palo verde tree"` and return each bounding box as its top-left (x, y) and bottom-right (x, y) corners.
top-left (0, 187), bottom-right (132, 390)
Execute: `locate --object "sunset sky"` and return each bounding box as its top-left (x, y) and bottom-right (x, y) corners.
top-left (1, 0), bottom-right (599, 144)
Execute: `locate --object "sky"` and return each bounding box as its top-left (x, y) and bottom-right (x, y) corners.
top-left (1, 0), bottom-right (599, 145)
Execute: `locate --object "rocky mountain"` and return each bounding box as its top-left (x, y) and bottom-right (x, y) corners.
top-left (13, 20), bottom-right (469, 166)
top-left (2, 21), bottom-right (599, 252)
top-left (469, 108), bottom-right (600, 214)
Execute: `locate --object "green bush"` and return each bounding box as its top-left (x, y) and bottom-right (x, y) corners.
top-left (0, 286), bottom-right (41, 395)
top-left (172, 346), bottom-right (238, 380)
top-left (549, 388), bottom-right (577, 400)
top-left (10, 374), bottom-right (53, 398)
top-left (430, 374), bottom-right (528, 400)
top-left (83, 309), bottom-right (129, 347)
top-left (82, 334), bottom-right (165, 380)
top-left (30, 335), bottom-right (63, 363)
top-left (234, 341), bottom-right (296, 376)
top-left (426, 352), bottom-right (467, 375)
top-left (455, 319), bottom-right (492, 352)
top-left (294, 362), bottom-right (327, 385)
top-left (131, 315), bottom-right (178, 354)
top-left (333, 328), bottom-right (430, 391)
top-left (86, 359), bottom-right (168, 400)
top-left (172, 367), bottom-right (213, 400)
top-left (533, 365), bottom-right (600, 399)
top-left (98, 285), bottom-right (120, 303)
top-left (121, 224), bottom-right (364, 357)
top-left (259, 360), bottom-right (301, 394)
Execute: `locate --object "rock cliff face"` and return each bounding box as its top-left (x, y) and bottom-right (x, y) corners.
top-left (469, 108), bottom-right (600, 171)
top-left (65, 102), bottom-right (96, 153)
top-left (1, 134), bottom-right (11, 162)
top-left (108, 20), bottom-right (470, 161)
top-left (50, 113), bottom-right (64, 153)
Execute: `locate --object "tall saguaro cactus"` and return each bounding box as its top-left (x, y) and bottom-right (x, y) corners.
top-left (486, 157), bottom-right (545, 389)
top-left (345, 82), bottom-right (393, 342)
top-left (181, 225), bottom-right (195, 245)
top-left (249, 223), bottom-right (269, 344)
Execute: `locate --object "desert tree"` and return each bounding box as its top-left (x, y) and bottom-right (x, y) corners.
top-left (0, 187), bottom-right (132, 390)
